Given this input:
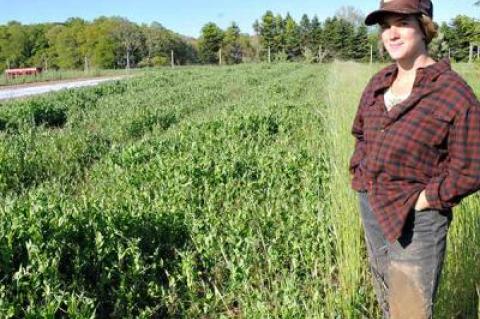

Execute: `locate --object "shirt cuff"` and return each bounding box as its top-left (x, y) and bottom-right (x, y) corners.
top-left (424, 176), bottom-right (444, 210)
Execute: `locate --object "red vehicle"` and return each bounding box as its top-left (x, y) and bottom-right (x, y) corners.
top-left (5, 67), bottom-right (43, 79)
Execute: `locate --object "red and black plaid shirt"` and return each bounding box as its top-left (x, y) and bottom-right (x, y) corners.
top-left (349, 58), bottom-right (480, 242)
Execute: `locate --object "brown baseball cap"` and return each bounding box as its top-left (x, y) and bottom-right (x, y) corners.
top-left (365, 0), bottom-right (433, 26)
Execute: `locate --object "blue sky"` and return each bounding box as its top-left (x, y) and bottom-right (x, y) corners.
top-left (1, 0), bottom-right (478, 37)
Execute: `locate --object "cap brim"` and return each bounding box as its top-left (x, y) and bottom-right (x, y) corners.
top-left (364, 9), bottom-right (420, 26)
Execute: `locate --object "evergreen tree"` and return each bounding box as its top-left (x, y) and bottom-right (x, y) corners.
top-left (352, 24), bottom-right (369, 61)
top-left (310, 15), bottom-right (323, 57)
top-left (299, 14), bottom-right (312, 52)
top-left (368, 32), bottom-right (384, 62)
top-left (273, 14), bottom-right (285, 54)
top-left (284, 13), bottom-right (301, 60)
top-left (258, 10), bottom-right (276, 57)
top-left (198, 22), bottom-right (224, 64)
top-left (322, 17), bottom-right (339, 60)
top-left (223, 22), bottom-right (243, 64)
top-left (337, 18), bottom-right (356, 60)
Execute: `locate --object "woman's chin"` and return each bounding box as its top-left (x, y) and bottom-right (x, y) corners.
top-left (387, 51), bottom-right (406, 61)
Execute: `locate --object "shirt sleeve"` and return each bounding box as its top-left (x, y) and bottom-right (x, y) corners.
top-left (425, 105), bottom-right (480, 209)
top-left (348, 86), bottom-right (369, 175)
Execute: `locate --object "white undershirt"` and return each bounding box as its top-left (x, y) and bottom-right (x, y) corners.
top-left (384, 87), bottom-right (410, 112)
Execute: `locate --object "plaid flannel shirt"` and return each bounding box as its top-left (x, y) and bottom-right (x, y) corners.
top-left (349, 58), bottom-right (480, 242)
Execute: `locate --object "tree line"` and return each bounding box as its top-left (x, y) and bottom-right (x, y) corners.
top-left (0, 17), bottom-right (197, 71)
top-left (1, 10), bottom-right (479, 71)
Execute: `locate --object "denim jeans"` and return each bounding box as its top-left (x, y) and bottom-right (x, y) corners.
top-left (357, 190), bottom-right (452, 319)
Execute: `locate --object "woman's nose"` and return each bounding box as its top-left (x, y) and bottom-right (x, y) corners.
top-left (389, 26), bottom-right (400, 39)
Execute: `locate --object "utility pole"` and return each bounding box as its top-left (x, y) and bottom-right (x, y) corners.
top-left (126, 48), bottom-right (131, 71)
top-left (44, 56), bottom-right (48, 72)
top-left (171, 50), bottom-right (175, 68)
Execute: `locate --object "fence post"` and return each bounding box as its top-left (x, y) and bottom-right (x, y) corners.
top-left (171, 50), bottom-right (175, 68)
top-left (268, 46), bottom-right (271, 63)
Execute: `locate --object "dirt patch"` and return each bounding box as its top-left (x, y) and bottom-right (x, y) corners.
top-left (388, 261), bottom-right (429, 319)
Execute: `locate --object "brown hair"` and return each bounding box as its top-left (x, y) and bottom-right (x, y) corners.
top-left (416, 14), bottom-right (438, 45)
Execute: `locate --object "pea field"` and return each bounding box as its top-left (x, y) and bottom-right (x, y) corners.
top-left (0, 62), bottom-right (478, 318)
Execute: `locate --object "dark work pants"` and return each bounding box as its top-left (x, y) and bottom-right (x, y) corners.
top-left (357, 190), bottom-right (452, 319)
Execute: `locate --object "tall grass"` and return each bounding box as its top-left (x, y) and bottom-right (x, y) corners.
top-left (322, 61), bottom-right (380, 317)
top-left (435, 63), bottom-right (480, 318)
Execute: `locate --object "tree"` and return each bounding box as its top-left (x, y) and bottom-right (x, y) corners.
top-left (112, 18), bottom-right (144, 69)
top-left (273, 14), bottom-right (285, 54)
top-left (444, 15), bottom-right (479, 61)
top-left (352, 24), bottom-right (370, 61)
top-left (46, 23), bottom-right (85, 69)
top-left (238, 34), bottom-right (256, 63)
top-left (337, 18), bottom-right (356, 60)
top-left (368, 31), bottom-right (384, 62)
top-left (310, 15), bottom-right (324, 60)
top-left (223, 22), bottom-right (243, 64)
top-left (26, 23), bottom-right (51, 68)
top-left (85, 17), bottom-right (121, 69)
top-left (198, 22), bottom-right (224, 64)
top-left (0, 21), bottom-right (30, 69)
top-left (258, 11), bottom-right (276, 58)
top-left (284, 13), bottom-right (301, 60)
top-left (299, 14), bottom-right (312, 52)
top-left (319, 16), bottom-right (356, 61)
top-left (429, 24), bottom-right (451, 60)
top-left (335, 6), bottom-right (365, 28)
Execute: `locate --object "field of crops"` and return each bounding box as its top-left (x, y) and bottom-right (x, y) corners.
top-left (0, 62), bottom-right (478, 318)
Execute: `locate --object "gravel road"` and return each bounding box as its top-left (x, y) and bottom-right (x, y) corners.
top-left (0, 76), bottom-right (126, 100)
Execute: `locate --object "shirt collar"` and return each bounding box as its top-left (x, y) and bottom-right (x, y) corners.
top-left (373, 58), bottom-right (451, 94)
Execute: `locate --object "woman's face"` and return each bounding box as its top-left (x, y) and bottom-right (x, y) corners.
top-left (380, 14), bottom-right (426, 63)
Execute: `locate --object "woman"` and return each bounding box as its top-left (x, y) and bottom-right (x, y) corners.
top-left (349, 0), bottom-right (480, 318)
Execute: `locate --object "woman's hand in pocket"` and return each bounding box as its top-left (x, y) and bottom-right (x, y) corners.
top-left (414, 189), bottom-right (431, 211)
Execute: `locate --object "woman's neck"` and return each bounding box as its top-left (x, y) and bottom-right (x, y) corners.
top-left (396, 53), bottom-right (436, 78)
top-left (390, 53), bottom-right (436, 96)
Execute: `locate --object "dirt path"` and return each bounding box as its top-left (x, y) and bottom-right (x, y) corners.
top-left (0, 76), bottom-right (129, 101)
